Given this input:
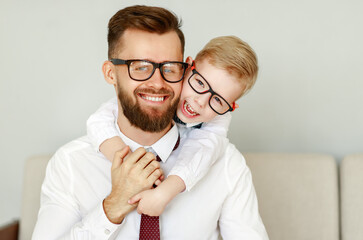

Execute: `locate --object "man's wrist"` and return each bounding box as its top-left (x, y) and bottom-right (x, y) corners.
top-left (103, 194), bottom-right (132, 224)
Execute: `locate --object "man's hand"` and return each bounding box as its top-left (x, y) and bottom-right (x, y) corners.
top-left (103, 146), bottom-right (163, 224)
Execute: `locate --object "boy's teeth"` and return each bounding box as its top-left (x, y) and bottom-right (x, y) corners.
top-left (184, 101), bottom-right (198, 116)
top-left (142, 95), bottom-right (164, 102)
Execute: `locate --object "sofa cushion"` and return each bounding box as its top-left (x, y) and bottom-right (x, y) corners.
top-left (20, 155), bottom-right (51, 240)
top-left (340, 154), bottom-right (363, 240)
top-left (244, 153), bottom-right (339, 240)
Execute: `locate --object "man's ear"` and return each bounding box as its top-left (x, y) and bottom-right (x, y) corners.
top-left (186, 56), bottom-right (194, 66)
top-left (102, 60), bottom-right (117, 85)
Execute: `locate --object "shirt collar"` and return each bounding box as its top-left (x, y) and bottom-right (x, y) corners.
top-left (185, 122), bottom-right (203, 128)
top-left (173, 115), bottom-right (202, 128)
top-left (115, 121), bottom-right (179, 163)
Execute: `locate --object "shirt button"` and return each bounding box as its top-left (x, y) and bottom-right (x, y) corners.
top-left (104, 229), bottom-right (111, 235)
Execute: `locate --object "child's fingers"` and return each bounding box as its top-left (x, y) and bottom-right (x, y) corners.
top-left (137, 205), bottom-right (144, 215)
top-left (111, 146), bottom-right (129, 170)
top-left (128, 193), bottom-right (142, 204)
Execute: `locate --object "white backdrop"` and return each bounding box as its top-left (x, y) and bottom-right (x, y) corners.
top-left (1, 0), bottom-right (362, 226)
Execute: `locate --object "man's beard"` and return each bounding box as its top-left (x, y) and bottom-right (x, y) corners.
top-left (118, 84), bottom-right (179, 132)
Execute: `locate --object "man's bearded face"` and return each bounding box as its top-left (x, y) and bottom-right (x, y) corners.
top-left (117, 83), bottom-right (179, 132)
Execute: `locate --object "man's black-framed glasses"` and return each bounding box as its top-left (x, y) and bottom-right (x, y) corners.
top-left (110, 59), bottom-right (189, 83)
top-left (188, 64), bottom-right (236, 115)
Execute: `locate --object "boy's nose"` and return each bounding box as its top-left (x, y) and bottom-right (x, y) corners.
top-left (194, 93), bottom-right (210, 108)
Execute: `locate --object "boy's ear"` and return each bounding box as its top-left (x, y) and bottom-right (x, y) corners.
top-left (232, 102), bottom-right (239, 111)
top-left (102, 60), bottom-right (117, 85)
top-left (186, 56), bottom-right (194, 66)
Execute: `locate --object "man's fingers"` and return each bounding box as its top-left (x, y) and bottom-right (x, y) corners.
top-left (141, 160), bottom-right (160, 179)
top-left (154, 179), bottom-right (161, 186)
top-left (148, 168), bottom-right (163, 186)
top-left (135, 152), bottom-right (156, 171)
top-left (123, 147), bottom-right (147, 164)
top-left (111, 146), bottom-right (130, 170)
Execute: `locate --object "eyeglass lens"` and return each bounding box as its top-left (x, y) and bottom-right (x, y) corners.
top-left (129, 60), bottom-right (185, 82)
top-left (189, 72), bottom-right (231, 114)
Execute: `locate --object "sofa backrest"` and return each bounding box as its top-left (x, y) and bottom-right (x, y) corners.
top-left (244, 153), bottom-right (340, 240)
top-left (20, 155), bottom-right (51, 240)
top-left (20, 153), bottom-right (343, 240)
top-left (340, 154), bottom-right (363, 240)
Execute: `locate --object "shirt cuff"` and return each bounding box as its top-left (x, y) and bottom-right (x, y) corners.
top-left (80, 201), bottom-right (124, 238)
top-left (168, 167), bottom-right (194, 192)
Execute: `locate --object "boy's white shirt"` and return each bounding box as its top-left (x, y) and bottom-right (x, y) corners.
top-left (86, 97), bottom-right (232, 191)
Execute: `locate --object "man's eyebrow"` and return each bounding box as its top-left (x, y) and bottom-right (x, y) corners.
top-left (137, 58), bottom-right (184, 63)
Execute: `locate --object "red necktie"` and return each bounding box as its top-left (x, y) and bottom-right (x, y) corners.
top-left (139, 135), bottom-right (180, 240)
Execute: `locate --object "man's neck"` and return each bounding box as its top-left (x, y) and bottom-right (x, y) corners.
top-left (117, 111), bottom-right (172, 146)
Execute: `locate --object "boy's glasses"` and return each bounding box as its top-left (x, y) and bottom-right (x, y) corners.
top-left (188, 64), bottom-right (236, 115)
top-left (110, 59), bottom-right (189, 83)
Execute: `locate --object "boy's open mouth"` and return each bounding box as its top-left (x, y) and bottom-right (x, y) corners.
top-left (183, 100), bottom-right (199, 117)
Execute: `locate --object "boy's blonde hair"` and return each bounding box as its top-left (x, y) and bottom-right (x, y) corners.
top-left (195, 36), bottom-right (258, 98)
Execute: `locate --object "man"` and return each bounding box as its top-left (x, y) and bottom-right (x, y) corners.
top-left (33, 5), bottom-right (268, 240)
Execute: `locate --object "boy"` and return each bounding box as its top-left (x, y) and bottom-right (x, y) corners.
top-left (87, 35), bottom-right (258, 216)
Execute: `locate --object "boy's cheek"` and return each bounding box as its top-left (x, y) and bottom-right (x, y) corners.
top-left (180, 82), bottom-right (192, 98)
top-left (199, 111), bottom-right (218, 123)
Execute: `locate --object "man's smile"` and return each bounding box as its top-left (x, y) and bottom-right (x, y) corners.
top-left (138, 93), bottom-right (168, 103)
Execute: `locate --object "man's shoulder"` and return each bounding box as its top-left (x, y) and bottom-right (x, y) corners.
top-left (51, 135), bottom-right (102, 165)
top-left (224, 143), bottom-right (247, 169)
top-left (55, 135), bottom-right (93, 156)
top-left (217, 143), bottom-right (250, 187)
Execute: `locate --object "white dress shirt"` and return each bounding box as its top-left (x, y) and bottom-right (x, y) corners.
top-left (87, 98), bottom-right (234, 191)
top-left (33, 123), bottom-right (268, 239)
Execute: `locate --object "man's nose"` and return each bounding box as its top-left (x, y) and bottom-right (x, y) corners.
top-left (144, 68), bottom-right (166, 89)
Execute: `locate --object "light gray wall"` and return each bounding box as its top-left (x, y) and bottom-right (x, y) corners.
top-left (1, 0), bottom-right (362, 225)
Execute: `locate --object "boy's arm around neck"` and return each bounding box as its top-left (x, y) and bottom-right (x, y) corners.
top-left (169, 112), bottom-right (232, 191)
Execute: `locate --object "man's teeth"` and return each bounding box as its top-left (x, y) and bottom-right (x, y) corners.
top-left (184, 101), bottom-right (198, 116)
top-left (141, 95), bottom-right (164, 102)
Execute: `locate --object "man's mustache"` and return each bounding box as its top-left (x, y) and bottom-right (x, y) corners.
top-left (134, 87), bottom-right (174, 97)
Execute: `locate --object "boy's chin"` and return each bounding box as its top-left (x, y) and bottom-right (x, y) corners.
top-left (176, 112), bottom-right (199, 124)
top-left (177, 107), bottom-right (219, 124)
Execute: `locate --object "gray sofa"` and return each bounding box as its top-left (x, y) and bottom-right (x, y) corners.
top-left (1, 153), bottom-right (362, 240)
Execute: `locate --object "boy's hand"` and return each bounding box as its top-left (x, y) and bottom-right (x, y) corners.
top-left (128, 175), bottom-right (186, 217)
top-left (128, 187), bottom-right (171, 216)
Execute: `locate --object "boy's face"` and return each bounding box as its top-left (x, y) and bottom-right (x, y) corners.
top-left (176, 59), bottom-right (242, 123)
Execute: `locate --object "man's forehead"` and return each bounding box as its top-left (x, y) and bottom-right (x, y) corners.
top-left (117, 29), bottom-right (183, 61)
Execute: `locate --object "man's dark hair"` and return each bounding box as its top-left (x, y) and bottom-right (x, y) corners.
top-left (107, 5), bottom-right (185, 59)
